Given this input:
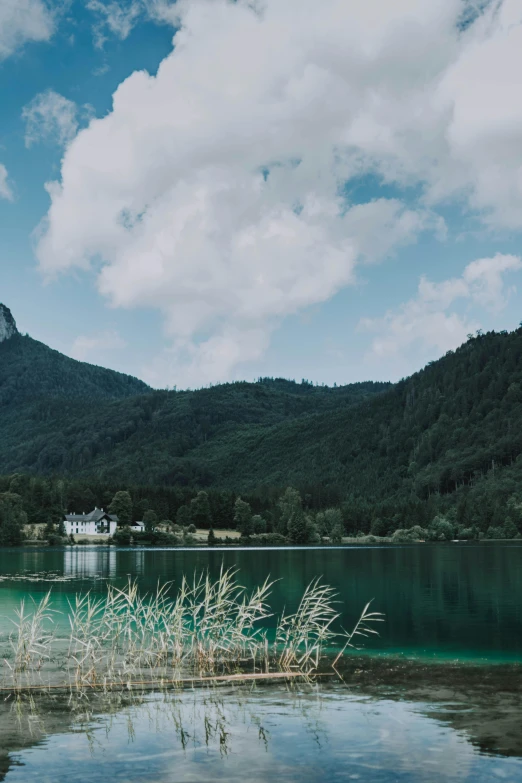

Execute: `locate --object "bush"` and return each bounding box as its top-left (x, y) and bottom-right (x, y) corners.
top-left (112, 527), bottom-right (132, 546)
top-left (503, 518), bottom-right (518, 539)
top-left (428, 516), bottom-right (454, 541)
top-left (46, 532), bottom-right (64, 546)
top-left (248, 533), bottom-right (288, 546)
top-left (486, 525), bottom-right (506, 539)
top-left (392, 526), bottom-right (428, 542)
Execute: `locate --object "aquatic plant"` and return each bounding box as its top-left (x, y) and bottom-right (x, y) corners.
top-left (6, 591), bottom-right (56, 673)
top-left (0, 568), bottom-right (383, 690)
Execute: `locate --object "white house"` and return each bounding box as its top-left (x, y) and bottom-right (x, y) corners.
top-left (64, 507), bottom-right (118, 536)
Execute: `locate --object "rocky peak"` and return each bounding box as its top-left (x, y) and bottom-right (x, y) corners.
top-left (0, 304), bottom-right (18, 343)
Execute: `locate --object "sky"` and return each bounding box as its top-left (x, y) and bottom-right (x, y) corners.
top-left (1, 0), bottom-right (522, 390)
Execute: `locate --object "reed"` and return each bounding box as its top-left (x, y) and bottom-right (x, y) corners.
top-left (1, 569), bottom-right (383, 689)
top-left (6, 591), bottom-right (56, 674)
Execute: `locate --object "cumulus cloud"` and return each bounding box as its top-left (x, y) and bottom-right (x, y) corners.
top-left (22, 90), bottom-right (79, 148)
top-left (0, 164), bottom-right (14, 201)
top-left (359, 253), bottom-right (522, 372)
top-left (35, 0), bottom-right (522, 386)
top-left (0, 0), bottom-right (55, 61)
top-left (71, 330), bottom-right (127, 362)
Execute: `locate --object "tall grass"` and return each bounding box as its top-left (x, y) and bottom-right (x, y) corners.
top-left (6, 592), bottom-right (56, 674)
top-left (1, 568), bottom-right (383, 690)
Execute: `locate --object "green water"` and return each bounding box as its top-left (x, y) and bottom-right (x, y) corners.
top-left (1, 544), bottom-right (522, 782)
top-left (0, 543), bottom-right (521, 661)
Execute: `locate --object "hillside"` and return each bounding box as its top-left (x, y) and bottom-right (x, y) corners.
top-left (3, 299), bottom-right (522, 535)
top-left (0, 333), bottom-right (150, 404)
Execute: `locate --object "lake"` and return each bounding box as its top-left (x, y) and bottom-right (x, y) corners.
top-left (0, 543), bottom-right (521, 781)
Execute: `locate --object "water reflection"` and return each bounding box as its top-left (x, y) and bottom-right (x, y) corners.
top-left (1, 666), bottom-right (522, 783)
top-left (64, 548), bottom-right (117, 579)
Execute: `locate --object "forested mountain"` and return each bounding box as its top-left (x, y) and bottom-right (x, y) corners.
top-left (0, 332), bottom-right (149, 404)
top-left (3, 300), bottom-right (522, 537)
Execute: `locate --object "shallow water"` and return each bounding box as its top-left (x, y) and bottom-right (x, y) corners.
top-left (1, 544), bottom-right (521, 781)
top-left (2, 674), bottom-right (522, 783)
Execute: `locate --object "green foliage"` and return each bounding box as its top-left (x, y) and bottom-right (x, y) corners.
top-left (5, 327), bottom-right (522, 539)
top-left (251, 514), bottom-right (266, 534)
top-left (278, 487), bottom-right (303, 536)
top-left (143, 509), bottom-right (158, 533)
top-left (190, 491), bottom-right (213, 530)
top-left (428, 516), bottom-right (454, 541)
top-left (248, 533), bottom-right (288, 546)
top-left (330, 523), bottom-right (344, 544)
top-left (234, 498), bottom-right (253, 537)
top-left (316, 508), bottom-right (343, 537)
top-left (112, 526), bottom-right (132, 546)
top-left (0, 492), bottom-right (26, 546)
top-left (109, 490), bottom-right (132, 525)
top-left (207, 528), bottom-right (217, 546)
top-left (503, 517), bottom-right (519, 539)
top-left (392, 526), bottom-right (429, 542)
top-left (176, 505), bottom-right (192, 527)
top-left (370, 517), bottom-right (388, 537)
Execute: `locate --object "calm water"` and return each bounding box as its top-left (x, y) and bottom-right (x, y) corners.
top-left (0, 543), bottom-right (521, 660)
top-left (0, 544), bottom-right (521, 782)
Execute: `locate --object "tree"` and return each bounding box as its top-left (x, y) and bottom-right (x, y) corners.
top-left (251, 514), bottom-right (266, 534)
top-left (318, 508), bottom-right (343, 538)
top-left (428, 516), bottom-right (454, 541)
top-left (287, 507), bottom-right (308, 544)
top-left (234, 498), bottom-right (253, 537)
top-left (370, 517), bottom-right (388, 537)
top-left (330, 523), bottom-right (344, 544)
top-left (109, 491), bottom-right (133, 525)
top-left (278, 487), bottom-right (302, 536)
top-left (190, 491), bottom-right (213, 529)
top-left (176, 505), bottom-right (192, 527)
top-left (143, 509), bottom-right (158, 533)
top-left (57, 519), bottom-right (66, 537)
top-left (0, 492), bottom-right (26, 546)
top-left (208, 528), bottom-right (217, 546)
top-left (503, 517), bottom-right (518, 539)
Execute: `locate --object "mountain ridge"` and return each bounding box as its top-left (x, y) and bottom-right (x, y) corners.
top-left (2, 303), bottom-right (522, 535)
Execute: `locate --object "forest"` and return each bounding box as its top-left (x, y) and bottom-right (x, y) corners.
top-left (2, 322), bottom-right (522, 544)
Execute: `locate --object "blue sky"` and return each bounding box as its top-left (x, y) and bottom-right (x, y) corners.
top-left (1, 0), bottom-right (521, 389)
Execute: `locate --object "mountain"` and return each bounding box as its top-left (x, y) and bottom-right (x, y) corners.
top-left (0, 304), bottom-right (388, 480)
top-left (0, 305), bottom-right (17, 343)
top-left (0, 309), bottom-right (149, 405)
top-left (2, 301), bottom-right (522, 534)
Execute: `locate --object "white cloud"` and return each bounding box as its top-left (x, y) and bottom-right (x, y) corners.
top-left (22, 90), bottom-right (78, 148)
top-left (87, 0), bottom-right (142, 47)
top-left (35, 0), bottom-right (522, 386)
top-left (71, 330), bottom-right (127, 362)
top-left (359, 253), bottom-right (522, 374)
top-left (0, 164), bottom-right (14, 201)
top-left (0, 0), bottom-right (55, 61)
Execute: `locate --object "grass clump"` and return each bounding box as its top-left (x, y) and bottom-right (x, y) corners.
top-left (1, 568), bottom-right (383, 690)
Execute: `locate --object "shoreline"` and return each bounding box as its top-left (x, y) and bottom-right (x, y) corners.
top-left (10, 538), bottom-right (522, 550)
